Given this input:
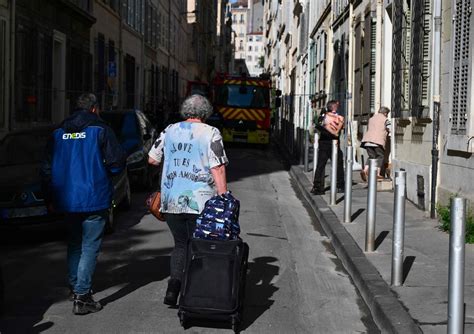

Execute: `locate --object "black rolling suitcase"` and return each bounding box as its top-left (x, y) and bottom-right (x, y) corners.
top-left (178, 238), bottom-right (249, 333)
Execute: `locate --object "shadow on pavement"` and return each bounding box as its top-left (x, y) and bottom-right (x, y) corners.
top-left (225, 144), bottom-right (289, 184)
top-left (240, 256), bottom-right (279, 331)
top-left (351, 208), bottom-right (365, 221)
top-left (403, 256), bottom-right (416, 284)
top-left (0, 191), bottom-right (165, 333)
top-left (97, 252), bottom-right (172, 306)
top-left (374, 231), bottom-right (390, 251)
top-left (179, 256), bottom-right (280, 332)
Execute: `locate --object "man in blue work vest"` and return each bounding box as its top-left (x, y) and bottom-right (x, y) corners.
top-left (42, 93), bottom-right (125, 315)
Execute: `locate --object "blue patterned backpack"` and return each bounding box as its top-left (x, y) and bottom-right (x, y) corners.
top-left (193, 191), bottom-right (240, 241)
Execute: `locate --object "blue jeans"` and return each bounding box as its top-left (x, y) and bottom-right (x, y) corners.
top-left (67, 211), bottom-right (106, 295)
top-left (166, 214), bottom-right (198, 281)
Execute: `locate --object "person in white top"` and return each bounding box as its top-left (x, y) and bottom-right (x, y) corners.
top-left (148, 94), bottom-right (229, 306)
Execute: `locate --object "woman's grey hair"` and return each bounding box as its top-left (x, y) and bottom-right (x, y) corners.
top-left (76, 93), bottom-right (98, 110)
top-left (179, 94), bottom-right (213, 120)
top-left (379, 106), bottom-right (390, 115)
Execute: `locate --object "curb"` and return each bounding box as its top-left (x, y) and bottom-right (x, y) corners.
top-left (289, 165), bottom-right (422, 334)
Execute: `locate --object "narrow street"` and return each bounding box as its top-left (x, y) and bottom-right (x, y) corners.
top-left (0, 145), bottom-right (378, 333)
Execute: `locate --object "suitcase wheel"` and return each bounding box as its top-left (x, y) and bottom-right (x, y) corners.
top-left (178, 311), bottom-right (187, 328)
top-left (231, 315), bottom-right (240, 333)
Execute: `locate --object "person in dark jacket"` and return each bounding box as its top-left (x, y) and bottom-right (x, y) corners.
top-left (42, 93), bottom-right (126, 315)
top-left (311, 100), bottom-right (345, 195)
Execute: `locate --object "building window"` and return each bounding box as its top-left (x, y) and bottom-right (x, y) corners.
top-left (249, 36), bottom-right (253, 42)
top-left (248, 45), bottom-right (252, 51)
top-left (247, 56), bottom-right (252, 61)
top-left (124, 0), bottom-right (144, 34)
top-left (15, 23), bottom-right (52, 124)
top-left (240, 14), bottom-right (244, 23)
top-left (68, 0), bottom-right (92, 12)
top-left (103, 0), bottom-right (119, 12)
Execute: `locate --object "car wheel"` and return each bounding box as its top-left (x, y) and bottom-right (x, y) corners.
top-left (105, 207), bottom-right (115, 234)
top-left (120, 177), bottom-right (132, 211)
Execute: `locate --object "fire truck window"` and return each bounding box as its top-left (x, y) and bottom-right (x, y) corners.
top-left (216, 85), bottom-right (269, 108)
top-left (251, 89), bottom-right (265, 108)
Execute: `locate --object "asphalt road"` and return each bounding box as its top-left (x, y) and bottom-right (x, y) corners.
top-left (0, 145), bottom-right (379, 333)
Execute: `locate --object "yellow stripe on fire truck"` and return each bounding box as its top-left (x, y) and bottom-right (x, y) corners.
top-left (220, 108), bottom-right (267, 121)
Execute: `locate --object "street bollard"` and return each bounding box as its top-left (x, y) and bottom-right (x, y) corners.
top-left (344, 146), bottom-right (353, 222)
top-left (365, 159), bottom-right (378, 252)
top-left (391, 170), bottom-right (406, 286)
top-left (304, 130), bottom-right (310, 172)
top-left (312, 133), bottom-right (319, 181)
top-left (330, 140), bottom-right (338, 205)
top-left (448, 197), bottom-right (466, 334)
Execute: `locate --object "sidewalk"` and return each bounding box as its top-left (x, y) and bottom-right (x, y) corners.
top-left (290, 165), bottom-right (474, 333)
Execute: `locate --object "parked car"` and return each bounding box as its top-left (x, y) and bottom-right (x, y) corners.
top-left (101, 109), bottom-right (159, 190)
top-left (0, 127), bottom-right (131, 233)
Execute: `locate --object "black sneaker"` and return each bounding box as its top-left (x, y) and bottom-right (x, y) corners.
top-left (163, 279), bottom-right (181, 307)
top-left (73, 292), bottom-right (103, 315)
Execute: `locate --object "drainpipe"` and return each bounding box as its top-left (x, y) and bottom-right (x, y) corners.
top-left (346, 0), bottom-right (354, 146)
top-left (9, 0), bottom-right (16, 131)
top-left (430, 0), bottom-right (442, 219)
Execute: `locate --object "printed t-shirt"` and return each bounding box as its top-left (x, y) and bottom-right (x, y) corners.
top-left (148, 122), bottom-right (228, 214)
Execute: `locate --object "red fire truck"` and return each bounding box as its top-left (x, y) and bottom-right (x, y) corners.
top-left (211, 73), bottom-right (271, 144)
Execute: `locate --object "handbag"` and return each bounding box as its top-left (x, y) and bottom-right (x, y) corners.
top-left (146, 191), bottom-right (166, 221)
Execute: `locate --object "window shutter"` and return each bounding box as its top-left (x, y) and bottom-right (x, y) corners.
top-left (299, 7), bottom-right (308, 56)
top-left (362, 14), bottom-right (375, 121)
top-left (410, 0), bottom-right (432, 119)
top-left (370, 16), bottom-right (376, 116)
top-left (354, 21), bottom-right (362, 118)
top-left (451, 0), bottom-right (471, 135)
top-left (392, 0), bottom-right (411, 119)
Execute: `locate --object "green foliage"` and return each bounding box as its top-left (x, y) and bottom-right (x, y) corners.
top-left (436, 202), bottom-right (474, 244)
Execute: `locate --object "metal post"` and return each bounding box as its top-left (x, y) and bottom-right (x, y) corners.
top-left (330, 140), bottom-right (338, 205)
top-left (313, 133), bottom-right (319, 180)
top-left (299, 129), bottom-right (304, 165)
top-left (304, 130), bottom-right (309, 172)
top-left (391, 170), bottom-right (406, 286)
top-left (365, 159), bottom-right (378, 252)
top-left (344, 146), bottom-right (353, 222)
top-left (448, 197), bottom-right (466, 334)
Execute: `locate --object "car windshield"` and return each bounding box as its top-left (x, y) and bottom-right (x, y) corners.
top-left (101, 112), bottom-right (141, 153)
top-left (0, 130), bottom-right (51, 166)
top-left (215, 84), bottom-right (269, 108)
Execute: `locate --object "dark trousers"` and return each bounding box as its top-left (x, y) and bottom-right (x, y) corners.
top-left (165, 213), bottom-right (198, 282)
top-left (313, 141), bottom-right (345, 190)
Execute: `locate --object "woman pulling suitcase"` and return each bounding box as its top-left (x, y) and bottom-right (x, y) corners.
top-left (148, 94), bottom-right (229, 307)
